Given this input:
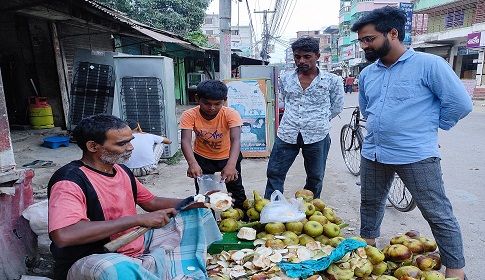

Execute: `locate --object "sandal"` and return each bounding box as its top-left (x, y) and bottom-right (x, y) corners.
top-left (22, 160), bottom-right (56, 168)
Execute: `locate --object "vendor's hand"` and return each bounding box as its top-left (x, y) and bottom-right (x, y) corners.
top-left (186, 163), bottom-right (203, 178)
top-left (221, 166), bottom-right (238, 182)
top-left (141, 208), bottom-right (178, 228)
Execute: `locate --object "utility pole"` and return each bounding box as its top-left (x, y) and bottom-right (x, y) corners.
top-left (254, 9), bottom-right (275, 63)
top-left (219, 0), bottom-right (231, 80)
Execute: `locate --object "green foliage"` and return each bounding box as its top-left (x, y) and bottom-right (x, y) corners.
top-left (97, 0), bottom-right (213, 36)
top-left (165, 149), bottom-right (183, 165)
top-left (184, 30), bottom-right (209, 47)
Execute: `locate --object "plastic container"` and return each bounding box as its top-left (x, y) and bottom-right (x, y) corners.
top-left (207, 232), bottom-right (255, 254)
top-left (29, 96), bottom-right (54, 129)
top-left (43, 136), bottom-right (70, 149)
top-left (197, 173), bottom-right (224, 194)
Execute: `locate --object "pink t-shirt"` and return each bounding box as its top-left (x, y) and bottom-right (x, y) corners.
top-left (48, 164), bottom-right (155, 257)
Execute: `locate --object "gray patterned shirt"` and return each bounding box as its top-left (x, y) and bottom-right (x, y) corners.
top-left (277, 69), bottom-right (344, 144)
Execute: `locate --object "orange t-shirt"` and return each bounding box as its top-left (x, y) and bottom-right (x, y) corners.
top-left (179, 106), bottom-right (242, 160)
top-left (48, 164), bottom-right (155, 257)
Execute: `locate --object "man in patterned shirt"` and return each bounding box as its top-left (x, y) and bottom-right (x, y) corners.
top-left (264, 37), bottom-right (344, 199)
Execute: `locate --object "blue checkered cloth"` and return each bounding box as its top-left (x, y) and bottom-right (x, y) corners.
top-left (278, 239), bottom-right (367, 278)
top-left (67, 208), bottom-right (221, 280)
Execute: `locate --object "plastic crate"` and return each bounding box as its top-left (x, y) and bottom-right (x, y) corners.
top-left (208, 232), bottom-right (255, 254)
top-left (43, 136), bottom-right (70, 149)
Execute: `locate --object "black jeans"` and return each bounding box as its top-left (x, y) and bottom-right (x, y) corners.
top-left (193, 152), bottom-right (247, 210)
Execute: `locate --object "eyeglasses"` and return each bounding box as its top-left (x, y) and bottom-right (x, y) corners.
top-left (357, 35), bottom-right (378, 44)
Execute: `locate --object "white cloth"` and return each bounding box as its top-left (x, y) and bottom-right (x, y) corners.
top-left (125, 133), bottom-right (165, 169)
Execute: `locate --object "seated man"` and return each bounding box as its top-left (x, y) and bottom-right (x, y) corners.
top-left (47, 114), bottom-right (221, 280)
top-left (124, 120), bottom-right (172, 177)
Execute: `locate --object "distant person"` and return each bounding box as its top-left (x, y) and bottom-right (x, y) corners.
top-left (264, 37), bottom-right (344, 199)
top-left (179, 80), bottom-right (247, 210)
top-left (125, 120), bottom-right (172, 177)
top-left (351, 6), bottom-right (472, 280)
top-left (345, 74), bottom-right (355, 93)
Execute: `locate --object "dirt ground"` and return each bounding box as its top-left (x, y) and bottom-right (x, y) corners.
top-left (11, 99), bottom-right (485, 278)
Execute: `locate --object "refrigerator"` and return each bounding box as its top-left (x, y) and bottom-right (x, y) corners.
top-left (112, 55), bottom-right (178, 158)
top-left (68, 48), bottom-right (118, 131)
top-left (223, 78), bottom-right (275, 158)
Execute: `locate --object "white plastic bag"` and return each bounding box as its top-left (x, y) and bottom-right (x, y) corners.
top-left (260, 190), bottom-right (306, 223)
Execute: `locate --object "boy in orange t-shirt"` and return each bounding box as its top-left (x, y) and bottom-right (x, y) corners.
top-left (179, 80), bottom-right (247, 210)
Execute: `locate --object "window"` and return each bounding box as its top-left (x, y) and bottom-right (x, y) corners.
top-left (444, 9), bottom-right (464, 28)
top-left (204, 18), bottom-right (213, 24)
top-left (314, 31), bottom-right (320, 35)
top-left (231, 30), bottom-right (239, 35)
top-left (206, 30), bottom-right (214, 35)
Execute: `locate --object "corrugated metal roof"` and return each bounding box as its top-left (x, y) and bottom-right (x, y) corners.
top-left (4, 0), bottom-right (203, 52)
top-left (83, 0), bottom-right (202, 50)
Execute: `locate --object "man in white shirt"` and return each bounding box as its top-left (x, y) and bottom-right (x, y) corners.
top-left (125, 120), bottom-right (172, 176)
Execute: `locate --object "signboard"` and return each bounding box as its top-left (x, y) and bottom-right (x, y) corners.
top-left (399, 2), bottom-right (414, 46)
top-left (341, 45), bottom-right (355, 60)
top-left (467, 31), bottom-right (485, 48)
top-left (225, 79), bottom-right (269, 154)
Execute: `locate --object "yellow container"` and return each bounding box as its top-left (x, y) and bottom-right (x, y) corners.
top-left (29, 97), bottom-right (54, 129)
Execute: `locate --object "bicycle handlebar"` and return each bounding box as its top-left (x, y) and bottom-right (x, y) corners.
top-left (343, 106), bottom-right (359, 109)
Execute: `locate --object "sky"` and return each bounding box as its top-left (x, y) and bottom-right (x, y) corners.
top-left (207, 0), bottom-right (341, 63)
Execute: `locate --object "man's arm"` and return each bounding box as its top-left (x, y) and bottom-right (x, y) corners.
top-left (221, 126), bottom-right (241, 182)
top-left (180, 129), bottom-right (203, 178)
top-left (429, 58), bottom-right (473, 130)
top-left (329, 75), bottom-right (345, 119)
top-left (50, 208), bottom-right (177, 248)
top-left (358, 74), bottom-right (369, 119)
top-left (162, 137), bottom-right (172, 144)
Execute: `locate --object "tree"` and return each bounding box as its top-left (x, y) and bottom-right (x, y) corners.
top-left (184, 30), bottom-right (210, 47)
top-left (97, 0), bottom-right (212, 36)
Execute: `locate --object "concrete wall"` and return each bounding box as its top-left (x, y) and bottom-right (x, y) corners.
top-left (0, 169), bottom-right (36, 280)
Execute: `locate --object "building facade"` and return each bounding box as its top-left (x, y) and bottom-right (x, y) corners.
top-left (411, 0), bottom-right (485, 98)
top-left (284, 29), bottom-right (336, 71)
top-left (201, 13), bottom-right (256, 58)
top-left (338, 0), bottom-right (404, 77)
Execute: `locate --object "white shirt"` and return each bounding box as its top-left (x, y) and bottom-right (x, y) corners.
top-left (125, 133), bottom-right (165, 168)
top-left (278, 69), bottom-right (344, 144)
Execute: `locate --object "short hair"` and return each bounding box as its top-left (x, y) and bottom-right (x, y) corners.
top-left (73, 114), bottom-right (128, 152)
top-left (291, 37), bottom-right (320, 54)
top-left (350, 6), bottom-right (407, 41)
top-left (196, 80), bottom-right (228, 100)
top-left (126, 119), bottom-right (139, 130)
top-left (242, 122), bottom-right (251, 127)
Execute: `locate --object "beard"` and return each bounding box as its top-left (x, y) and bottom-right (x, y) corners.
top-left (100, 148), bottom-right (131, 165)
top-left (364, 38), bottom-right (391, 62)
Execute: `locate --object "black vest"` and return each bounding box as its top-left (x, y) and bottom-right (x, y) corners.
top-left (47, 160), bottom-right (137, 280)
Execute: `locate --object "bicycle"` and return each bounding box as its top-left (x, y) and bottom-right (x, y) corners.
top-left (340, 106), bottom-right (416, 212)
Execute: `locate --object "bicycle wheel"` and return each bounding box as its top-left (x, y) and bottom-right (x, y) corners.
top-left (387, 174), bottom-right (416, 212)
top-left (340, 124), bottom-right (362, 176)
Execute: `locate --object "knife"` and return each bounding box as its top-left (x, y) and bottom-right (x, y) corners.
top-left (103, 195), bottom-right (209, 253)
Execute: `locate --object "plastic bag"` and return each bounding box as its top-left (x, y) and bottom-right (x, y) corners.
top-left (260, 190), bottom-right (306, 223)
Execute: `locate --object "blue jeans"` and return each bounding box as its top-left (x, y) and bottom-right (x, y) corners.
top-left (264, 134), bottom-right (331, 199)
top-left (360, 157), bottom-right (465, 269)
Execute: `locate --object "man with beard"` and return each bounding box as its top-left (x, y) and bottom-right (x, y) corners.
top-left (47, 114), bottom-right (221, 280)
top-left (264, 37), bottom-right (344, 199)
top-left (351, 6), bottom-right (472, 280)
